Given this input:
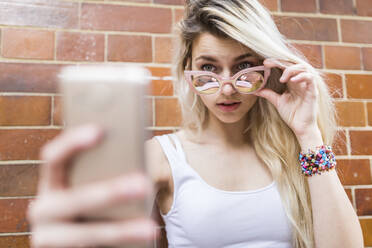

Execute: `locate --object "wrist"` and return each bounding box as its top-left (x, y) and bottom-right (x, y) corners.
top-left (296, 127), bottom-right (323, 152)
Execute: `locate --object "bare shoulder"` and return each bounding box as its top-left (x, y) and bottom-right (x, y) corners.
top-left (145, 136), bottom-right (172, 193)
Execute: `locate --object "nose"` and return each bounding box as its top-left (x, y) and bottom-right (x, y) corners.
top-left (219, 70), bottom-right (237, 96)
top-left (220, 81), bottom-right (236, 96)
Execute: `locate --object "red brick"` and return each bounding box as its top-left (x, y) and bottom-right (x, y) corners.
top-left (152, 80), bottom-right (174, 96)
top-left (350, 131), bottom-right (372, 155)
top-left (274, 16), bottom-right (338, 42)
top-left (155, 98), bottom-right (182, 126)
top-left (368, 102), bottom-right (372, 126)
top-left (344, 188), bottom-right (352, 203)
top-left (154, 0), bottom-right (184, 4)
top-left (356, 0), bottom-right (372, 17)
top-left (0, 96), bottom-right (51, 126)
top-left (174, 9), bottom-right (185, 24)
top-left (147, 67), bottom-right (172, 77)
top-left (346, 74), bottom-right (372, 99)
top-left (0, 1), bottom-right (78, 29)
top-left (292, 43), bottom-right (322, 68)
top-left (334, 101), bottom-right (366, 127)
top-left (53, 96), bottom-right (63, 126)
top-left (0, 235), bottom-right (30, 248)
top-left (0, 199), bottom-right (32, 232)
top-left (324, 73), bottom-right (343, 98)
top-left (155, 37), bottom-right (173, 64)
top-left (324, 46), bottom-right (361, 70)
top-left (108, 35), bottom-right (152, 62)
top-left (0, 63), bottom-right (62, 93)
top-left (2, 29), bottom-right (54, 60)
top-left (360, 218), bottom-right (372, 245)
top-left (258, 0), bottom-right (278, 11)
top-left (356, 189), bottom-right (372, 216)
top-left (341, 20), bottom-right (372, 44)
top-left (56, 32), bottom-right (104, 62)
top-left (0, 129), bottom-right (60, 161)
top-left (281, 0), bottom-right (316, 12)
top-left (337, 159), bottom-right (372, 185)
top-left (0, 164), bottom-right (39, 196)
top-left (333, 130), bottom-right (347, 155)
top-left (151, 130), bottom-right (174, 137)
top-left (81, 4), bottom-right (172, 33)
top-left (319, 0), bottom-right (354, 14)
top-left (362, 48), bottom-right (372, 71)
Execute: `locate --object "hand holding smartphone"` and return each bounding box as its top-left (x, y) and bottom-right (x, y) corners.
top-left (27, 65), bottom-right (158, 248)
top-left (59, 65), bottom-right (153, 222)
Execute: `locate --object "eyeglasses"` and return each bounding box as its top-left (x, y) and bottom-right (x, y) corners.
top-left (184, 66), bottom-right (270, 95)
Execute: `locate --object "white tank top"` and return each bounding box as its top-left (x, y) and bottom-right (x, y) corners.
top-left (155, 133), bottom-right (293, 248)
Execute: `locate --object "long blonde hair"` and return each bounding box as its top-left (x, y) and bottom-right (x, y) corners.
top-left (171, 0), bottom-right (338, 247)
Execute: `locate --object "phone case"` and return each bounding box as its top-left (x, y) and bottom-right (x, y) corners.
top-left (59, 65), bottom-right (154, 248)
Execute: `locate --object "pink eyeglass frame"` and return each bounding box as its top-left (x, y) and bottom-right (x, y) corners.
top-left (184, 66), bottom-right (271, 95)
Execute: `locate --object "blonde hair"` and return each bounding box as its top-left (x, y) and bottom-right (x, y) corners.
top-left (171, 0), bottom-right (339, 247)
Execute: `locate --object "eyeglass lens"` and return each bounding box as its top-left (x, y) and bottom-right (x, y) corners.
top-left (192, 71), bottom-right (264, 94)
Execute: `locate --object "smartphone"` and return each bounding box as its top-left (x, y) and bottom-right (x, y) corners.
top-left (58, 65), bottom-right (154, 247)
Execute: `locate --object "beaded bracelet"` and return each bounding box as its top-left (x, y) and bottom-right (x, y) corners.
top-left (299, 145), bottom-right (337, 177)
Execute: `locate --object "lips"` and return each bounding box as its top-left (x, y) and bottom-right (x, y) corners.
top-left (216, 102), bottom-right (241, 112)
top-left (216, 100), bottom-right (241, 105)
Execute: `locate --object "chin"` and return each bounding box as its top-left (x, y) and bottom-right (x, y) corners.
top-left (214, 111), bottom-right (247, 124)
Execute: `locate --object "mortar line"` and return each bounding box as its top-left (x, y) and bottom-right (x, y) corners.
top-left (152, 96), bottom-right (156, 127)
top-left (51, 95), bottom-right (54, 126)
top-left (345, 129), bottom-right (351, 156)
top-left (336, 17), bottom-right (342, 43)
top-left (54, 31), bottom-right (57, 61)
top-left (78, 1), bottom-right (82, 29)
top-left (321, 44), bottom-right (326, 69)
top-left (104, 33), bottom-right (108, 62)
top-left (341, 73), bottom-right (347, 99)
top-left (0, 232), bottom-right (32, 236)
top-left (315, 0), bottom-right (320, 13)
top-left (351, 187), bottom-right (357, 212)
top-left (64, 0), bottom-right (182, 9)
top-left (151, 35), bottom-right (155, 63)
top-left (363, 101), bottom-right (368, 126)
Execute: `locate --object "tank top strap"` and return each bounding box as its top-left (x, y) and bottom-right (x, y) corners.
top-left (154, 134), bottom-right (180, 166)
top-left (168, 133), bottom-right (187, 163)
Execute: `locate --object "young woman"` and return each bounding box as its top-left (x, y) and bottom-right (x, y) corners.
top-left (27, 0), bottom-right (364, 247)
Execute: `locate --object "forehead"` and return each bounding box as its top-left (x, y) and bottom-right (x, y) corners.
top-left (191, 32), bottom-right (254, 58)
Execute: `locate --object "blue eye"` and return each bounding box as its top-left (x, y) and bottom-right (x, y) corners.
top-left (237, 62), bottom-right (251, 70)
top-left (201, 64), bottom-right (216, 71)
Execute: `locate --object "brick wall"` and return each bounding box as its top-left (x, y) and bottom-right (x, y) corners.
top-left (0, 0), bottom-right (371, 247)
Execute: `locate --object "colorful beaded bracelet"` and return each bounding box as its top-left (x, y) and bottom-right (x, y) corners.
top-left (299, 145), bottom-right (337, 177)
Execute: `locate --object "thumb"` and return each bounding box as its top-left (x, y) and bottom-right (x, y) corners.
top-left (254, 88), bottom-right (280, 108)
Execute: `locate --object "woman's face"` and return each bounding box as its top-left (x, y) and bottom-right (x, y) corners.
top-left (191, 32), bottom-right (262, 124)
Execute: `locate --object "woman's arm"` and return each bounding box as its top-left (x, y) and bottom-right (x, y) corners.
top-left (297, 128), bottom-right (364, 248)
top-left (145, 137), bottom-right (171, 247)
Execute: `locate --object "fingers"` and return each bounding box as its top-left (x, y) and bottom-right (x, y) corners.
top-left (254, 88), bottom-right (280, 108)
top-left (264, 58), bottom-right (308, 81)
top-left (28, 172), bottom-right (153, 224)
top-left (279, 64), bottom-right (307, 83)
top-left (290, 72), bottom-right (319, 98)
top-left (38, 124), bottom-right (105, 193)
top-left (31, 218), bottom-right (159, 248)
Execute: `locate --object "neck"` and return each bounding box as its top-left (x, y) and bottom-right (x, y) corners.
top-left (200, 111), bottom-right (250, 148)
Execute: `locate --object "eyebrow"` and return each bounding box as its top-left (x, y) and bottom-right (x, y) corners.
top-left (195, 53), bottom-right (254, 62)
